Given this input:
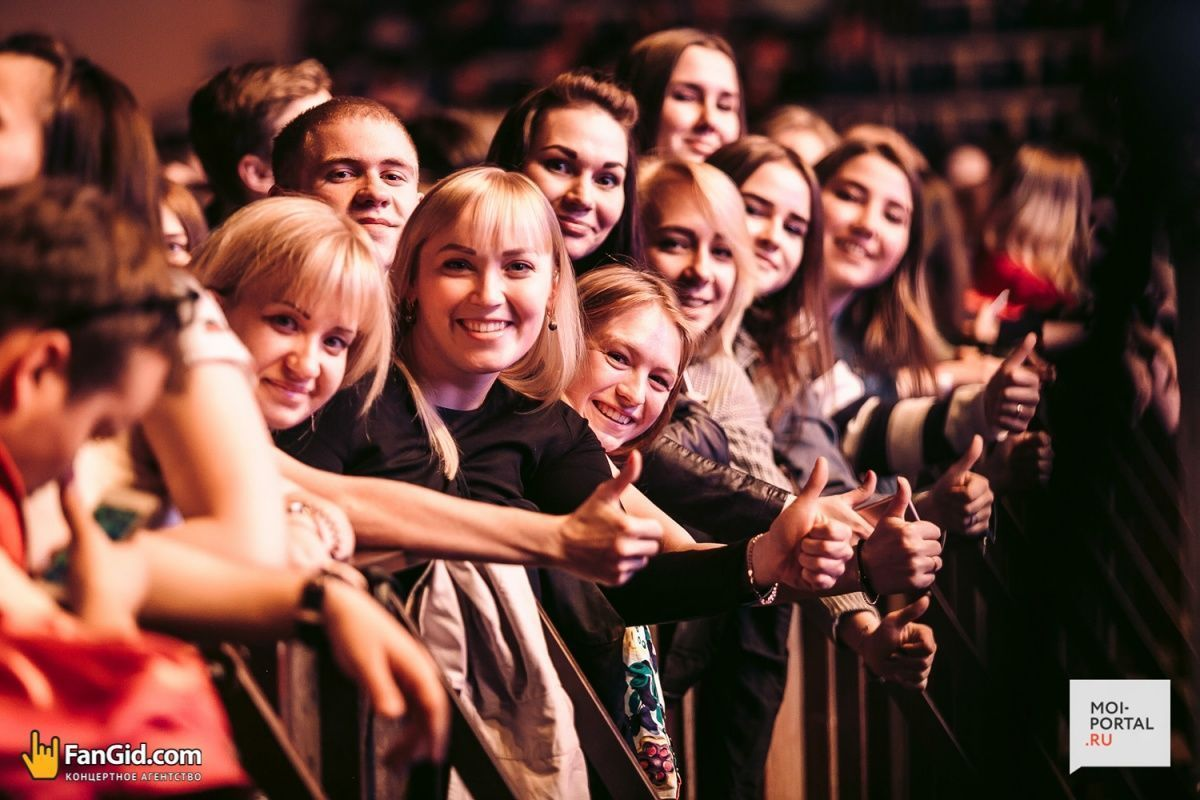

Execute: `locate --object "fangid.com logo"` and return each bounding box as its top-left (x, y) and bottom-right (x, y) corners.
top-left (22, 731), bottom-right (204, 784)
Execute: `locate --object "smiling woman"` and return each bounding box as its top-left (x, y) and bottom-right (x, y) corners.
top-left (190, 196), bottom-right (392, 429)
top-left (617, 28), bottom-right (745, 162)
top-left (566, 265), bottom-right (694, 455)
top-left (488, 69), bottom-right (644, 272)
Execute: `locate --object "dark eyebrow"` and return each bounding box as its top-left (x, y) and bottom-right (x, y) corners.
top-left (670, 81), bottom-right (740, 100)
top-left (742, 192), bottom-right (774, 209)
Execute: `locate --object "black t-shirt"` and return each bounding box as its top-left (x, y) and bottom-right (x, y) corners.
top-left (276, 368), bottom-right (612, 513)
top-left (275, 368), bottom-right (461, 496)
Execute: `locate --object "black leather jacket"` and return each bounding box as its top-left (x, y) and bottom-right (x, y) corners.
top-left (660, 395), bottom-right (731, 466)
top-left (638, 438), bottom-right (789, 543)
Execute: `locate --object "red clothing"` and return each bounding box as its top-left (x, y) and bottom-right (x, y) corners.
top-left (0, 438), bottom-right (26, 569)
top-left (0, 441), bottom-right (250, 797)
top-left (974, 250), bottom-right (1074, 319)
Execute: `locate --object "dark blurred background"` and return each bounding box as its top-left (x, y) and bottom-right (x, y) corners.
top-left (5, 0), bottom-right (1123, 180)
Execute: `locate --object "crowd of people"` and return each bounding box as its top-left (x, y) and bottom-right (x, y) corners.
top-left (0, 22), bottom-right (1171, 799)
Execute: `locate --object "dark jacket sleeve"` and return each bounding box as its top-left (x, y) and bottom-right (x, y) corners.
top-left (660, 395), bottom-right (731, 465)
top-left (601, 538), bottom-right (758, 626)
top-left (637, 439), bottom-right (789, 543)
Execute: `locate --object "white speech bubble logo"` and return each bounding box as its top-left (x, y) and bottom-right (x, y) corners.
top-left (1069, 679), bottom-right (1170, 773)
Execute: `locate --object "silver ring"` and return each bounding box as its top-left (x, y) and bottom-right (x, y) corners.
top-left (967, 513), bottom-right (977, 527)
top-left (1016, 403), bottom-right (1024, 416)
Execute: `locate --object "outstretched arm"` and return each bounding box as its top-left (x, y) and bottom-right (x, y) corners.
top-left (278, 450), bottom-right (662, 587)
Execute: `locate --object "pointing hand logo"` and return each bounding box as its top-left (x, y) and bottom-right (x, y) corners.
top-left (22, 731), bottom-right (60, 780)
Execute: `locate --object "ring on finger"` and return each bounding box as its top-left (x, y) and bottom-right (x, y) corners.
top-left (1015, 403), bottom-right (1024, 416)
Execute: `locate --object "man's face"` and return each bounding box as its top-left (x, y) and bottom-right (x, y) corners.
top-left (296, 116), bottom-right (421, 267)
top-left (4, 344), bottom-right (170, 494)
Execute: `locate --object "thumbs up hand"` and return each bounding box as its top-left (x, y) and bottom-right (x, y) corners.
top-left (913, 435), bottom-right (994, 537)
top-left (859, 478), bottom-right (943, 593)
top-left (983, 333), bottom-right (1041, 439)
top-left (560, 450), bottom-right (664, 586)
top-left (758, 458), bottom-right (856, 592)
top-left (844, 595), bottom-right (937, 690)
top-left (814, 470), bottom-right (876, 541)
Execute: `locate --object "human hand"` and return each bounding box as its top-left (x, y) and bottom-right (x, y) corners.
top-left (61, 476), bottom-right (147, 641)
top-left (558, 450), bottom-right (664, 586)
top-left (815, 470), bottom-right (876, 541)
top-left (860, 479), bottom-right (943, 593)
top-left (854, 595), bottom-right (937, 690)
top-left (284, 489), bottom-right (356, 568)
top-left (972, 289), bottom-right (1008, 346)
top-left (983, 333), bottom-right (1041, 439)
top-left (760, 458), bottom-right (856, 592)
top-left (979, 431), bottom-right (1053, 493)
top-left (915, 436), bottom-right (993, 536)
top-left (322, 580), bottom-right (450, 766)
top-left (1149, 332), bottom-right (1180, 433)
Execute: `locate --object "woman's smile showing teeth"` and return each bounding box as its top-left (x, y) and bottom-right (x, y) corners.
top-left (835, 237), bottom-right (871, 261)
top-left (593, 400), bottom-right (635, 426)
top-left (459, 318), bottom-right (511, 335)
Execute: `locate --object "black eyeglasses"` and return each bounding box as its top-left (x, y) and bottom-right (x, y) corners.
top-left (50, 288), bottom-right (201, 331)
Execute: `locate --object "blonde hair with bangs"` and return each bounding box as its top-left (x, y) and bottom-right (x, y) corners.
top-left (391, 166), bottom-right (584, 479)
top-left (639, 159), bottom-right (756, 358)
top-left (190, 196), bottom-right (393, 415)
top-left (983, 144), bottom-right (1092, 299)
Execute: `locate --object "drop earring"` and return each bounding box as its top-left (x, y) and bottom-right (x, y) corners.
top-left (547, 316), bottom-right (558, 332)
top-left (402, 300), bottom-right (416, 324)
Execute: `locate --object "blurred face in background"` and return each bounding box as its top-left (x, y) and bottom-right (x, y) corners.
top-left (656, 45), bottom-right (741, 162)
top-left (0, 53), bottom-right (54, 188)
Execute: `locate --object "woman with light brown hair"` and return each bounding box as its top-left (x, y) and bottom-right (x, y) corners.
top-left (973, 143), bottom-right (1093, 353)
top-left (617, 28), bottom-right (744, 162)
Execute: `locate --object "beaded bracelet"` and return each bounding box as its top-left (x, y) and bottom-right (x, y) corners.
top-left (745, 533), bottom-right (779, 606)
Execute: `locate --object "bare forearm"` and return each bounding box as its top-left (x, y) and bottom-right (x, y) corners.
top-left (158, 518), bottom-right (286, 567)
top-left (277, 451), bottom-right (562, 565)
top-left (144, 363), bottom-right (287, 567)
top-left (135, 534), bottom-right (305, 640)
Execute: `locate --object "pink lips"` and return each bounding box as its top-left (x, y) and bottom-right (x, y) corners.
top-left (355, 216), bottom-right (397, 228)
top-left (263, 377), bottom-right (312, 404)
top-left (557, 216), bottom-right (595, 238)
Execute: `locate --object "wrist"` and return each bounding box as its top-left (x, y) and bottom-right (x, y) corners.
top-left (837, 609), bottom-right (881, 650)
top-left (294, 569), bottom-right (356, 646)
top-left (856, 538), bottom-right (881, 604)
top-left (751, 529), bottom-right (783, 587)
